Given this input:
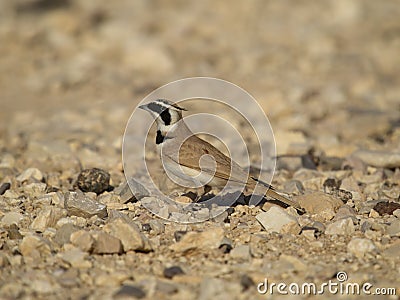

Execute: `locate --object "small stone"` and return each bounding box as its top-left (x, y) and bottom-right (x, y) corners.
top-left (334, 205), bottom-right (357, 223)
top-left (283, 180), bottom-right (305, 195)
top-left (20, 235), bottom-right (51, 259)
top-left (60, 247), bottom-right (91, 268)
top-left (142, 223), bottom-right (151, 232)
top-left (174, 230), bottom-right (187, 242)
top-left (155, 280), bottom-right (178, 295)
top-left (1, 212), bottom-right (23, 226)
top-left (373, 201), bottom-right (400, 216)
top-left (16, 167), bottom-right (43, 182)
top-left (169, 227), bottom-right (225, 253)
top-left (8, 224), bottom-right (23, 240)
top-left (393, 209), bottom-right (400, 218)
top-left (54, 223), bottom-right (79, 245)
top-left (0, 182), bottom-right (11, 195)
top-left (386, 219), bottom-right (400, 236)
top-left (230, 245), bottom-right (250, 260)
top-left (30, 207), bottom-right (66, 232)
top-left (92, 232), bottom-right (122, 254)
top-left (347, 238), bottom-right (376, 258)
top-left (240, 274), bottom-right (254, 291)
top-left (23, 182), bottom-right (47, 197)
top-left (114, 285), bottom-right (146, 299)
top-left (149, 219), bottom-right (165, 234)
top-left (381, 241), bottom-right (400, 259)
top-left (163, 266), bottom-right (185, 279)
top-left (76, 168), bottom-right (110, 194)
top-left (325, 218), bottom-right (355, 235)
top-left (70, 230), bottom-right (94, 252)
top-left (323, 178), bottom-right (341, 194)
top-left (276, 156), bottom-right (302, 171)
top-left (294, 192), bottom-right (343, 220)
top-left (65, 191), bottom-right (107, 218)
top-left (219, 237), bottom-right (233, 253)
top-left (256, 206), bottom-right (300, 234)
top-left (103, 218), bottom-right (152, 252)
top-left (352, 149), bottom-right (400, 168)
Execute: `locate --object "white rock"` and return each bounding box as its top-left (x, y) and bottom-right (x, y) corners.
top-left (30, 207), bottom-right (66, 232)
top-left (325, 218), bottom-right (355, 235)
top-left (1, 212), bottom-right (23, 226)
top-left (16, 168), bottom-right (43, 182)
top-left (347, 238), bottom-right (376, 258)
top-left (256, 206), bottom-right (300, 234)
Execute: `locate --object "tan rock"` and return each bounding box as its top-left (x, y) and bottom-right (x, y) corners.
top-left (30, 207), bottom-right (66, 232)
top-left (294, 192), bottom-right (343, 221)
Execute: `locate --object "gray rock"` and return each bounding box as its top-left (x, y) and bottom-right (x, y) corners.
top-left (347, 238), bottom-right (376, 258)
top-left (230, 245), bottom-right (250, 260)
top-left (149, 219), bottom-right (165, 234)
top-left (0, 182), bottom-right (11, 195)
top-left (1, 212), bottom-right (23, 226)
top-left (169, 227), bottom-right (225, 253)
top-left (163, 266), bottom-right (185, 279)
top-left (114, 178), bottom-right (149, 202)
top-left (54, 223), bottom-right (79, 245)
top-left (103, 218), bottom-right (152, 252)
top-left (92, 232), bottom-right (122, 254)
top-left (325, 218), bottom-right (355, 235)
top-left (334, 205), bottom-right (357, 223)
top-left (352, 149), bottom-right (400, 168)
top-left (113, 285), bottom-right (146, 299)
top-left (283, 180), bottom-right (305, 195)
top-left (30, 207), bottom-right (66, 232)
top-left (256, 206), bottom-right (300, 234)
top-left (65, 191), bottom-right (107, 219)
top-left (381, 242), bottom-right (400, 259)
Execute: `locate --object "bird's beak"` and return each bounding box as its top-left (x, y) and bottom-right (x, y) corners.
top-left (138, 104), bottom-right (149, 111)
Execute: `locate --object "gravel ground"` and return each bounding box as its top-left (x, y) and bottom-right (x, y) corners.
top-left (1, 1), bottom-right (400, 299)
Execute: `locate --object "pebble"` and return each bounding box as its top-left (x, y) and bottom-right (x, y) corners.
top-left (103, 218), bottom-right (152, 252)
top-left (347, 238), bottom-right (376, 258)
top-left (113, 285), bottom-right (146, 299)
top-left (386, 219), bottom-right (400, 236)
top-left (294, 192), bottom-right (343, 221)
top-left (60, 247), bottom-right (91, 268)
top-left (230, 244), bottom-right (251, 260)
top-left (0, 182), bottom-right (11, 195)
top-left (169, 227), bottom-right (225, 253)
top-left (64, 191), bottom-right (107, 219)
top-left (30, 207), bottom-right (66, 232)
top-left (54, 223), bottom-right (79, 245)
top-left (333, 205), bottom-right (357, 223)
top-left (256, 206), bottom-right (300, 234)
top-left (92, 232), bottom-right (123, 254)
top-left (325, 218), bottom-right (355, 235)
top-left (283, 180), bottom-right (305, 195)
top-left (23, 182), bottom-right (47, 197)
top-left (8, 224), bottom-right (23, 240)
top-left (76, 168), bottom-right (110, 194)
top-left (19, 235), bottom-right (51, 260)
top-left (352, 149), bottom-right (400, 168)
top-left (16, 167), bottom-right (43, 182)
top-left (373, 201), bottom-right (400, 216)
top-left (114, 178), bottom-right (150, 202)
top-left (1, 212), bottom-right (23, 226)
top-left (163, 266), bottom-right (185, 279)
top-left (381, 241), bottom-right (400, 259)
top-left (70, 230), bottom-right (94, 252)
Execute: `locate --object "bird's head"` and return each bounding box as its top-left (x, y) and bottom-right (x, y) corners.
top-left (139, 99), bottom-right (186, 131)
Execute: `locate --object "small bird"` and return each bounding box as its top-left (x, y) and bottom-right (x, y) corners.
top-left (139, 99), bottom-right (303, 211)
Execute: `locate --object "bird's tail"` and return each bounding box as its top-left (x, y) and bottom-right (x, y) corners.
top-left (252, 176), bottom-right (304, 212)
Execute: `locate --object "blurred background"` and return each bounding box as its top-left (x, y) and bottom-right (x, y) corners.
top-left (0, 0), bottom-right (399, 170)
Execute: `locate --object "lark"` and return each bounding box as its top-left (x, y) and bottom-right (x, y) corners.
top-left (139, 99), bottom-right (303, 211)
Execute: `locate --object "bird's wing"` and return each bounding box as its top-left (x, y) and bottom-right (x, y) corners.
top-left (166, 135), bottom-right (250, 185)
